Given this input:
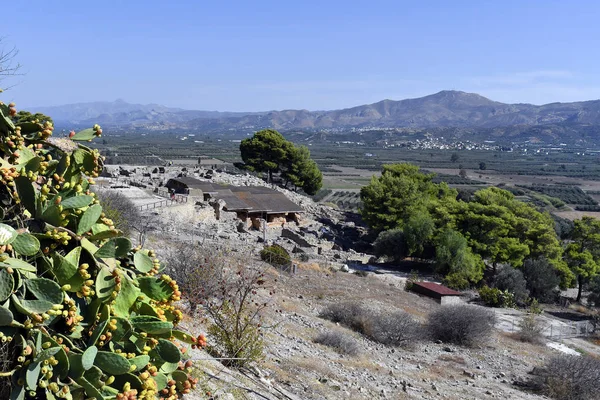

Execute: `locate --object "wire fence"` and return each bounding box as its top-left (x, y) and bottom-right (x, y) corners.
top-left (542, 320), bottom-right (596, 340)
top-left (500, 314), bottom-right (596, 340)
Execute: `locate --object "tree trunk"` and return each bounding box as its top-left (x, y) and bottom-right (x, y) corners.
top-left (268, 170), bottom-right (273, 183)
top-left (576, 275), bottom-right (583, 303)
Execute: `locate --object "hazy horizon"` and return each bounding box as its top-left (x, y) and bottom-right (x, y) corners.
top-left (23, 89), bottom-right (600, 115)
top-left (3, 0), bottom-right (600, 111)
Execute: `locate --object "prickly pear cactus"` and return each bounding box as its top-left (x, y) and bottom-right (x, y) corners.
top-left (0, 100), bottom-right (205, 400)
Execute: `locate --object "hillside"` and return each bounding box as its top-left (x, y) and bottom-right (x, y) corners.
top-left (29, 91), bottom-right (600, 144)
top-left (97, 166), bottom-right (600, 400)
top-left (32, 99), bottom-right (264, 127)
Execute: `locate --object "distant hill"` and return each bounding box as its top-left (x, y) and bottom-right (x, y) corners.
top-left (179, 91), bottom-right (600, 131)
top-left (29, 91), bottom-right (600, 144)
top-left (31, 99), bottom-right (263, 127)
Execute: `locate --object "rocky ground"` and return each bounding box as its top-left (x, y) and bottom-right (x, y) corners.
top-left (180, 265), bottom-right (574, 400)
top-left (98, 165), bottom-right (600, 400)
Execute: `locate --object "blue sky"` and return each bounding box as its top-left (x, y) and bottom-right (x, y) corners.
top-left (2, 0), bottom-right (600, 111)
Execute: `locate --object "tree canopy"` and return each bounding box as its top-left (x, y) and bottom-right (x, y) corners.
top-left (240, 129), bottom-right (323, 195)
top-left (564, 216), bottom-right (600, 301)
top-left (360, 164), bottom-right (454, 233)
top-left (360, 163), bottom-right (570, 290)
top-left (240, 129), bottom-right (290, 182)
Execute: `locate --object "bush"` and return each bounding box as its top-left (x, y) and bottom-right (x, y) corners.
top-left (479, 285), bottom-right (516, 308)
top-left (314, 330), bottom-right (360, 356)
top-left (523, 257), bottom-right (560, 303)
top-left (207, 301), bottom-right (265, 367)
top-left (435, 229), bottom-right (484, 289)
top-left (319, 302), bottom-right (421, 347)
top-left (363, 311), bottom-right (421, 347)
top-left (444, 273), bottom-right (470, 290)
top-left (404, 269), bottom-right (420, 291)
top-left (260, 244), bottom-right (291, 267)
top-left (516, 313), bottom-right (544, 344)
top-left (494, 266), bottom-right (529, 305)
top-left (587, 275), bottom-right (600, 308)
top-left (203, 262), bottom-right (271, 367)
top-left (427, 304), bottom-right (496, 346)
top-left (319, 302), bottom-right (370, 333)
top-left (96, 189), bottom-right (140, 236)
top-left (162, 241), bottom-right (226, 314)
top-left (373, 228), bottom-right (407, 261)
top-left (164, 242), bottom-right (270, 368)
top-left (532, 355), bottom-right (600, 400)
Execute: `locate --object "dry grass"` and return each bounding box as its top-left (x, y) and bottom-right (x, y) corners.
top-left (297, 262), bottom-right (322, 272)
top-left (274, 266), bottom-right (437, 319)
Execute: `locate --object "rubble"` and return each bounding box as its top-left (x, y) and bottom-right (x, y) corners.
top-left (97, 164), bottom-right (373, 267)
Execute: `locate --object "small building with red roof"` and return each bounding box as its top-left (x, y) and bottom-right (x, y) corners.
top-left (410, 281), bottom-right (463, 305)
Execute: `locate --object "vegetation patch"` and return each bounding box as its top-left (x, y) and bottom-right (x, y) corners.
top-left (531, 355), bottom-right (600, 400)
top-left (0, 102), bottom-right (200, 399)
top-left (319, 302), bottom-right (421, 347)
top-left (426, 305), bottom-right (496, 347)
top-left (314, 330), bottom-right (360, 356)
top-left (260, 244), bottom-right (292, 268)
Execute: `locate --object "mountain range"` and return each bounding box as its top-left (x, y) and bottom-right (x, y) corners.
top-left (31, 91), bottom-right (600, 144)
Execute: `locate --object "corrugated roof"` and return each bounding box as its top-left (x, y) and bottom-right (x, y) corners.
top-left (250, 193), bottom-right (304, 213)
top-left (228, 186), bottom-right (275, 194)
top-left (167, 177), bottom-right (215, 190)
top-left (219, 195), bottom-right (253, 210)
top-left (167, 179), bottom-right (304, 214)
top-left (412, 282), bottom-right (462, 296)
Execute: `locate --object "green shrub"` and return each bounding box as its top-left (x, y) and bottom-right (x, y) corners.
top-left (404, 269), bottom-right (420, 291)
top-left (523, 257), bottom-right (560, 303)
top-left (494, 266), bottom-right (529, 306)
top-left (207, 301), bottom-right (264, 367)
top-left (260, 244), bottom-right (291, 267)
top-left (373, 228), bottom-right (407, 262)
top-left (0, 102), bottom-right (200, 399)
top-left (587, 275), bottom-right (600, 308)
top-left (443, 274), bottom-right (470, 290)
top-left (479, 285), bottom-right (516, 308)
